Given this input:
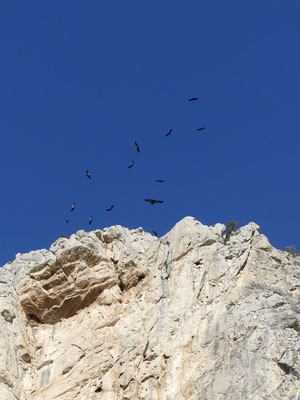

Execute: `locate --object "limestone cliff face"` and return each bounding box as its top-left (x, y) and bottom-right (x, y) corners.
top-left (0, 217), bottom-right (299, 400)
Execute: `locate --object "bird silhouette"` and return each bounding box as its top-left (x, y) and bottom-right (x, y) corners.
top-left (144, 199), bottom-right (164, 205)
top-left (153, 231), bottom-right (158, 237)
top-left (196, 127), bottom-right (205, 131)
top-left (155, 180), bottom-right (165, 183)
top-left (106, 205), bottom-right (114, 212)
top-left (128, 160), bottom-right (134, 169)
top-left (71, 202), bottom-right (75, 212)
top-left (66, 220), bottom-right (69, 224)
top-left (188, 97), bottom-right (198, 101)
top-left (89, 215), bottom-right (92, 225)
top-left (165, 129), bottom-right (172, 137)
top-left (134, 141), bottom-right (140, 152)
top-left (86, 170), bottom-right (92, 179)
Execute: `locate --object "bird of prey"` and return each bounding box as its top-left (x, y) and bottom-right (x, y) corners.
top-left (188, 97), bottom-right (198, 101)
top-left (153, 231), bottom-right (158, 237)
top-left (144, 198), bottom-right (164, 205)
top-left (134, 141), bottom-right (140, 152)
top-left (196, 127), bottom-right (205, 131)
top-left (128, 160), bottom-right (134, 169)
top-left (156, 179), bottom-right (165, 183)
top-left (165, 129), bottom-right (172, 137)
top-left (106, 205), bottom-right (114, 212)
top-left (66, 219), bottom-right (69, 224)
top-left (71, 202), bottom-right (75, 212)
top-left (89, 215), bottom-right (92, 225)
top-left (86, 170), bottom-right (92, 179)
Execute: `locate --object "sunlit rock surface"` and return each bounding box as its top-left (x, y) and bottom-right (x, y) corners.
top-left (0, 217), bottom-right (299, 399)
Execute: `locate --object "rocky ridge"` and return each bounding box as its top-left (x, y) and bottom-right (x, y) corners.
top-left (0, 217), bottom-right (299, 399)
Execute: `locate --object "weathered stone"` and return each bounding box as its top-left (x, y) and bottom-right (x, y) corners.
top-left (0, 216), bottom-right (299, 399)
top-left (1, 309), bottom-right (15, 323)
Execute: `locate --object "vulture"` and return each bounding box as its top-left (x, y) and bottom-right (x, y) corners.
top-left (165, 128), bottom-right (172, 137)
top-left (196, 127), bottom-right (205, 131)
top-left (134, 141), bottom-right (140, 152)
top-left (188, 97), bottom-right (198, 101)
top-left (144, 198), bottom-right (164, 205)
top-left (106, 205), bottom-right (114, 212)
top-left (156, 179), bottom-right (165, 183)
top-left (89, 215), bottom-right (92, 225)
top-left (86, 170), bottom-right (92, 179)
top-left (153, 231), bottom-right (158, 237)
top-left (71, 202), bottom-right (75, 212)
top-left (128, 160), bottom-right (134, 169)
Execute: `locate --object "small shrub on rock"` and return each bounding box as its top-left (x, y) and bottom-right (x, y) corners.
top-left (224, 221), bottom-right (239, 244)
top-left (287, 320), bottom-right (300, 335)
top-left (285, 246), bottom-right (296, 255)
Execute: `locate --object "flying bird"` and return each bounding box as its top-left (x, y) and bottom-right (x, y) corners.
top-left (66, 220), bottom-right (69, 224)
top-left (188, 97), bottom-right (198, 101)
top-left (71, 202), bottom-right (75, 212)
top-left (165, 129), bottom-right (172, 137)
top-left (134, 141), bottom-right (140, 152)
top-left (153, 231), bottom-right (158, 237)
top-left (106, 205), bottom-right (114, 212)
top-left (86, 170), bottom-right (92, 179)
top-left (144, 198), bottom-right (164, 205)
top-left (155, 179), bottom-right (165, 183)
top-left (196, 127), bottom-right (205, 131)
top-left (128, 160), bottom-right (134, 169)
top-left (89, 215), bottom-right (92, 225)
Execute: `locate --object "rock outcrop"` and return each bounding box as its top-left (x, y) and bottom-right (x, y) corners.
top-left (0, 217), bottom-right (299, 399)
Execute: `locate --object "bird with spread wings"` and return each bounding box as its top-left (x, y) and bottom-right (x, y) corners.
top-left (144, 199), bottom-right (164, 205)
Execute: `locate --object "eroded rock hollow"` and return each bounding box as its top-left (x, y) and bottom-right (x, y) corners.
top-left (0, 217), bottom-right (299, 399)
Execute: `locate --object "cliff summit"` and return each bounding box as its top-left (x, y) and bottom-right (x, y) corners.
top-left (0, 217), bottom-right (299, 399)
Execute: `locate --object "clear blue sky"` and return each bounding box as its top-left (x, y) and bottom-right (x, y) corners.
top-left (1, 1), bottom-right (300, 266)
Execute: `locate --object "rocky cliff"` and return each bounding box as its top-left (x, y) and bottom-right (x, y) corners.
top-left (0, 217), bottom-right (299, 399)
